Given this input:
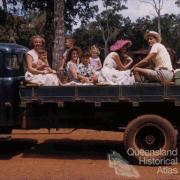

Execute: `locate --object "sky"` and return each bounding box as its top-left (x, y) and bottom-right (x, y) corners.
top-left (97, 0), bottom-right (179, 21)
top-left (121, 0), bottom-right (179, 21)
top-left (0, 0), bottom-right (179, 21)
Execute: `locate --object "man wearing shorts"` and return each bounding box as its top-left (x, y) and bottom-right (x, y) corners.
top-left (132, 31), bottom-right (174, 83)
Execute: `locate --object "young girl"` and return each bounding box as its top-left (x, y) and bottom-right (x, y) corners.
top-left (78, 52), bottom-right (97, 83)
top-left (89, 45), bottom-right (102, 72)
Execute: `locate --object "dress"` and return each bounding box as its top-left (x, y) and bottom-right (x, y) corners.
top-left (25, 49), bottom-right (60, 86)
top-left (66, 61), bottom-right (79, 81)
top-left (89, 57), bottom-right (102, 71)
top-left (98, 52), bottom-right (135, 85)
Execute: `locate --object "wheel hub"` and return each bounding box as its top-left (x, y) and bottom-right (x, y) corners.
top-left (145, 135), bottom-right (155, 145)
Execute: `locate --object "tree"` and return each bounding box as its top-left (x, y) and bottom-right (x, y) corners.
top-left (53, 0), bottom-right (64, 70)
top-left (12, 0), bottom-right (99, 66)
top-left (2, 0), bottom-right (7, 12)
top-left (95, 0), bottom-right (128, 57)
top-left (139, 0), bottom-right (166, 36)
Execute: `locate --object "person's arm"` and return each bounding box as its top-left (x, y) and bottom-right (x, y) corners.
top-left (26, 54), bottom-right (47, 74)
top-left (69, 63), bottom-right (79, 80)
top-left (97, 58), bottom-right (102, 70)
top-left (123, 56), bottom-right (133, 69)
top-left (112, 53), bottom-right (126, 70)
top-left (59, 50), bottom-right (69, 70)
top-left (131, 52), bottom-right (156, 70)
top-left (59, 58), bottom-right (65, 70)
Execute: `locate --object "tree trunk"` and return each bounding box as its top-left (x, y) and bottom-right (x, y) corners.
top-left (157, 13), bottom-right (161, 37)
top-left (53, 0), bottom-right (65, 70)
top-left (104, 40), bottom-right (108, 57)
top-left (45, 1), bottom-right (54, 67)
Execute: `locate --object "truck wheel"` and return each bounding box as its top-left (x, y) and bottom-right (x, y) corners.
top-left (124, 114), bottom-right (177, 165)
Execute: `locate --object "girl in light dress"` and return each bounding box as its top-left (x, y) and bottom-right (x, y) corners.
top-left (89, 45), bottom-right (102, 73)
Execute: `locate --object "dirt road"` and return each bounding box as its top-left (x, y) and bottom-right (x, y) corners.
top-left (0, 129), bottom-right (179, 180)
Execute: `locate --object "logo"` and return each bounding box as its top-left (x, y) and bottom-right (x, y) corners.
top-left (108, 151), bottom-right (140, 178)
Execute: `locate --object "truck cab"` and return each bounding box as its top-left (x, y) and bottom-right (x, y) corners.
top-left (0, 43), bottom-right (28, 132)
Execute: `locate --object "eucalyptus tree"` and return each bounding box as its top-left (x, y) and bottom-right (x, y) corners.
top-left (95, 0), bottom-right (128, 57)
top-left (139, 0), bottom-right (167, 36)
top-left (53, 0), bottom-right (64, 70)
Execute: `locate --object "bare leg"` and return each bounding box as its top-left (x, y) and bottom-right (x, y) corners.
top-left (133, 67), bottom-right (148, 82)
top-left (133, 67), bottom-right (158, 82)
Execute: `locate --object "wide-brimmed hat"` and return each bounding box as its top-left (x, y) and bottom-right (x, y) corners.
top-left (144, 31), bottom-right (161, 43)
top-left (110, 39), bottom-right (132, 51)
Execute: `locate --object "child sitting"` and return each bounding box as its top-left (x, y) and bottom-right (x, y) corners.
top-left (89, 45), bottom-right (102, 72)
top-left (78, 52), bottom-right (97, 83)
top-left (37, 49), bottom-right (56, 74)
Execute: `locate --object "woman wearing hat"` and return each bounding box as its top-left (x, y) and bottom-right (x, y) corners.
top-left (98, 39), bottom-right (135, 85)
top-left (132, 31), bottom-right (174, 83)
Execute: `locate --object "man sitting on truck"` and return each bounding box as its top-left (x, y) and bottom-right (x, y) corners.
top-left (131, 31), bottom-right (174, 83)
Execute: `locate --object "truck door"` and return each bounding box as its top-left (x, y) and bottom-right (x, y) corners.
top-left (0, 51), bottom-right (3, 101)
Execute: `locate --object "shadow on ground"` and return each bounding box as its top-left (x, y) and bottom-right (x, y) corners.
top-left (0, 138), bottom-right (180, 163)
top-left (0, 138), bottom-right (125, 160)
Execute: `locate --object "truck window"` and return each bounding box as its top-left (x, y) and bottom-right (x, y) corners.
top-left (6, 54), bottom-right (20, 70)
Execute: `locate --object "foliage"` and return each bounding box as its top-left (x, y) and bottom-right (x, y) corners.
top-left (14, 0), bottom-right (98, 32)
top-left (73, 13), bottom-right (180, 59)
top-left (0, 0), bottom-right (180, 61)
top-left (94, 0), bottom-right (128, 56)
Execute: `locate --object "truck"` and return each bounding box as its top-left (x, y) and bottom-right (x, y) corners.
top-left (0, 43), bottom-right (179, 164)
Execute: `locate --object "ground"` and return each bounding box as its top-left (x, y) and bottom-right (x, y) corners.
top-left (0, 129), bottom-right (179, 180)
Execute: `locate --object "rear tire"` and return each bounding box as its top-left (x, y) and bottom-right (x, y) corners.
top-left (124, 114), bottom-right (177, 165)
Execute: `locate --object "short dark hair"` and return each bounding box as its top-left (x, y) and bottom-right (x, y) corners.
top-left (81, 52), bottom-right (91, 60)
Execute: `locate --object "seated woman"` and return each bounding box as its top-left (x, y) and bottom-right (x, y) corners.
top-left (78, 52), bottom-right (97, 83)
top-left (25, 35), bottom-right (60, 86)
top-left (66, 47), bottom-right (82, 82)
top-left (98, 39), bottom-right (135, 85)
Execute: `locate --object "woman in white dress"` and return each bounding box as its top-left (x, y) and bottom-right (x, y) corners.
top-left (25, 35), bottom-right (60, 86)
top-left (98, 39), bottom-right (135, 85)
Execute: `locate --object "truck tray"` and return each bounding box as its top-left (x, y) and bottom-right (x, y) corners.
top-left (19, 84), bottom-right (180, 105)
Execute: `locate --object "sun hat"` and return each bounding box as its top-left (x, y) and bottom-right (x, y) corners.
top-left (144, 31), bottom-right (161, 43)
top-left (110, 39), bottom-right (132, 51)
